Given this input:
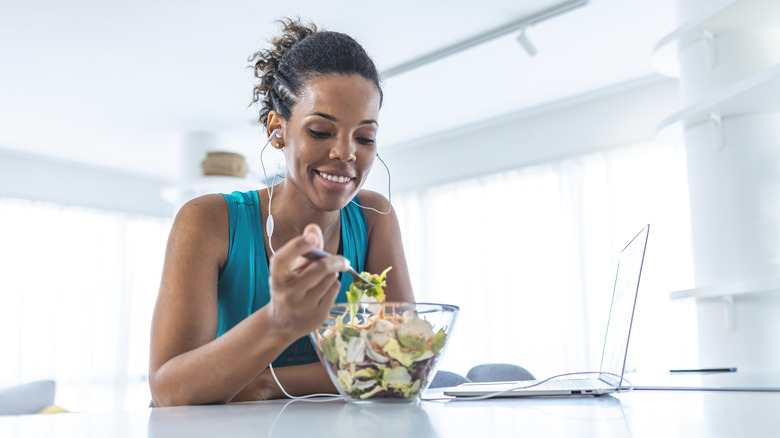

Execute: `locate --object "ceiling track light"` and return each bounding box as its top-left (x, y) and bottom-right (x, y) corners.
top-left (381, 0), bottom-right (587, 78)
top-left (516, 28), bottom-right (537, 57)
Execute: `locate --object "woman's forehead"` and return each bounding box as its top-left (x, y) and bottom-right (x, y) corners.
top-left (293, 74), bottom-right (381, 124)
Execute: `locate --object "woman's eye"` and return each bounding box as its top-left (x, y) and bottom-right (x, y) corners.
top-left (357, 137), bottom-right (375, 146)
top-left (308, 129), bottom-right (330, 138)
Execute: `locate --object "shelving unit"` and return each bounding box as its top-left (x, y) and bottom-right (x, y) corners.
top-left (652, 0), bottom-right (780, 77)
top-left (654, 0), bottom-right (780, 367)
top-left (670, 279), bottom-right (780, 300)
top-left (657, 62), bottom-right (780, 138)
top-left (161, 175), bottom-right (262, 207)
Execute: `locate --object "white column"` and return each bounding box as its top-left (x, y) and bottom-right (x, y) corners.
top-left (666, 0), bottom-right (780, 372)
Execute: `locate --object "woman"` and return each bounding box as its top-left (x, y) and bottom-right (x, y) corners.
top-left (149, 19), bottom-right (414, 406)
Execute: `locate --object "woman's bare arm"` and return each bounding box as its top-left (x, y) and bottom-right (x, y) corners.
top-left (359, 190), bottom-right (415, 303)
top-left (149, 196), bottom-right (346, 406)
top-left (230, 362), bottom-right (337, 401)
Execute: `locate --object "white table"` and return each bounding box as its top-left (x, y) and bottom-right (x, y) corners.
top-left (2, 389), bottom-right (779, 437)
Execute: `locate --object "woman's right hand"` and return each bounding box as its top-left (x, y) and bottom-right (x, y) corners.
top-left (266, 223), bottom-right (347, 337)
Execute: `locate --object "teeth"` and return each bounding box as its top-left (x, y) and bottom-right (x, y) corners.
top-left (318, 171), bottom-right (351, 183)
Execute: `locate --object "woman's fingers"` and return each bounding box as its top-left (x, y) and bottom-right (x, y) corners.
top-left (267, 223), bottom-right (349, 333)
top-left (271, 251), bottom-right (346, 296)
top-left (269, 231), bottom-right (319, 276)
top-left (315, 276), bottom-right (342, 309)
top-left (292, 256), bottom-right (347, 302)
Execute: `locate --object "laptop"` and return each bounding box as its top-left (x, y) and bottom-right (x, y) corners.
top-left (444, 224), bottom-right (650, 398)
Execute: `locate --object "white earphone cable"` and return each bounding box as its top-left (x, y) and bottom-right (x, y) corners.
top-left (266, 365), bottom-right (633, 402)
top-left (260, 129), bottom-right (283, 255)
top-left (351, 153), bottom-right (392, 215)
top-left (260, 129), bottom-right (393, 255)
top-left (268, 363), bottom-right (342, 402)
top-left (423, 371), bottom-right (634, 402)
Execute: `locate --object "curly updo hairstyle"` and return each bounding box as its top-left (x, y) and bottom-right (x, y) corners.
top-left (250, 18), bottom-right (383, 129)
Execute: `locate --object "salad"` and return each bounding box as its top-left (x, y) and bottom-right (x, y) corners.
top-left (314, 268), bottom-right (448, 400)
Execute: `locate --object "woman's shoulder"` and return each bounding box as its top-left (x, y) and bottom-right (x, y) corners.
top-left (176, 193), bottom-right (228, 221)
top-left (171, 194), bottom-right (229, 240)
top-left (166, 194), bottom-right (231, 270)
top-left (356, 189), bottom-right (391, 213)
top-left (354, 189), bottom-right (397, 234)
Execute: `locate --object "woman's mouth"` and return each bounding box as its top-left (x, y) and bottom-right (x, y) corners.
top-left (315, 170), bottom-right (353, 184)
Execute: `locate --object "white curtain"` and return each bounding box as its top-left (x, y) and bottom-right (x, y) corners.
top-left (394, 141), bottom-right (699, 378)
top-left (0, 197), bottom-right (170, 411)
top-left (0, 140), bottom-right (699, 410)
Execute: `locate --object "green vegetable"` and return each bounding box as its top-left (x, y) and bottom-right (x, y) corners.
top-left (341, 326), bottom-right (360, 339)
top-left (431, 328), bottom-right (447, 354)
top-left (383, 338), bottom-right (434, 367)
top-left (321, 335), bottom-right (339, 363)
top-left (398, 335), bottom-right (427, 361)
top-left (346, 266), bottom-right (393, 304)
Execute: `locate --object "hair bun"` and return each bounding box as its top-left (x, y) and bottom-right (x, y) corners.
top-left (249, 18), bottom-right (318, 127)
top-left (249, 17), bottom-right (382, 129)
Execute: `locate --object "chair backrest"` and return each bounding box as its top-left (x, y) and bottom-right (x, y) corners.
top-left (466, 363), bottom-right (535, 382)
top-left (428, 370), bottom-right (471, 389)
top-left (0, 380), bottom-right (56, 415)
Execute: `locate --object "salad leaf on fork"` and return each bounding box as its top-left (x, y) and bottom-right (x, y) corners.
top-left (346, 266), bottom-right (392, 304)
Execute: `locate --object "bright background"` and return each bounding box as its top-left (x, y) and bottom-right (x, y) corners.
top-left (0, 139), bottom-right (698, 411)
top-left (0, 0), bottom-right (707, 412)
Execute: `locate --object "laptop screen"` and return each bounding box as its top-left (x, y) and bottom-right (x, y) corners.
top-left (598, 225), bottom-right (649, 387)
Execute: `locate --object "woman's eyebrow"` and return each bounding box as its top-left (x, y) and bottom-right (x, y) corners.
top-left (309, 112), bottom-right (378, 126)
top-left (309, 111), bottom-right (337, 121)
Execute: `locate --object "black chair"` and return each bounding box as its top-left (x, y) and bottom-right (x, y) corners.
top-left (428, 370), bottom-right (471, 389)
top-left (466, 363), bottom-right (535, 382)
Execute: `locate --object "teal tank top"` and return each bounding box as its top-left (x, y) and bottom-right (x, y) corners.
top-left (217, 190), bottom-right (368, 367)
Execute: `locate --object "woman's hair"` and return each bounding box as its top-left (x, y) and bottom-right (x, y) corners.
top-left (250, 18), bottom-right (383, 128)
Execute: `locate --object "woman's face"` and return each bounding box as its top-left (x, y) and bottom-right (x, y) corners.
top-left (279, 74), bottom-right (382, 212)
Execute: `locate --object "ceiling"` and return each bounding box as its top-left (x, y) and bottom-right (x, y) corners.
top-left (0, 0), bottom-right (678, 181)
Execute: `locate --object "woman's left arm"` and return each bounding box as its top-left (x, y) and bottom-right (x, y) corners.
top-left (360, 190), bottom-right (415, 303)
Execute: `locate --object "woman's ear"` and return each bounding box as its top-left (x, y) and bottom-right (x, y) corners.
top-left (266, 111), bottom-right (285, 148)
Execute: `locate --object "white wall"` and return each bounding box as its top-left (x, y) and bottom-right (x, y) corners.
top-left (1, 76), bottom-right (679, 217)
top-left (0, 149), bottom-right (173, 217)
top-left (368, 76), bottom-right (679, 194)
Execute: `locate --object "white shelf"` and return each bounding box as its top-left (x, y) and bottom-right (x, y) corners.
top-left (652, 0), bottom-right (780, 77)
top-left (670, 278), bottom-right (780, 300)
top-left (656, 62), bottom-right (780, 139)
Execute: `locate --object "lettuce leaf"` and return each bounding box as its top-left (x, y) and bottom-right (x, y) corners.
top-left (347, 266), bottom-right (393, 304)
top-left (431, 329), bottom-right (447, 354)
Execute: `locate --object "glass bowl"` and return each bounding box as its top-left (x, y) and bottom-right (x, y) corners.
top-left (310, 302), bottom-right (459, 403)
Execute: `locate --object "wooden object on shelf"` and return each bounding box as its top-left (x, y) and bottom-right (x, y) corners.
top-left (200, 151), bottom-right (248, 178)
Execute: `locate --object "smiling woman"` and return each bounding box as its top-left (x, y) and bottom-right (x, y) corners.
top-left (148, 18), bottom-right (414, 407)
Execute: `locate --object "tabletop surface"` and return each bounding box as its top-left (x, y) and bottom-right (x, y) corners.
top-left (2, 388), bottom-right (779, 438)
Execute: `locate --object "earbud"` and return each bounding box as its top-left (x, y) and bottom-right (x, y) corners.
top-left (260, 128), bottom-right (285, 254)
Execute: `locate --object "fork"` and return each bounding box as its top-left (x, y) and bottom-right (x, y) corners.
top-left (302, 247), bottom-right (375, 287)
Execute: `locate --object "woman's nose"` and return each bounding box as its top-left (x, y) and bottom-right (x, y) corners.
top-left (328, 138), bottom-right (357, 162)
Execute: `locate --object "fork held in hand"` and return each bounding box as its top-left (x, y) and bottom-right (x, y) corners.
top-left (302, 248), bottom-right (374, 287)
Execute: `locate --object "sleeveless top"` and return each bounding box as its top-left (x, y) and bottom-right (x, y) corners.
top-left (217, 190), bottom-right (368, 367)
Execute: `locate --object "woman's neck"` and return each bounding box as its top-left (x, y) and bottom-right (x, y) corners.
top-left (264, 182), bottom-right (343, 253)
